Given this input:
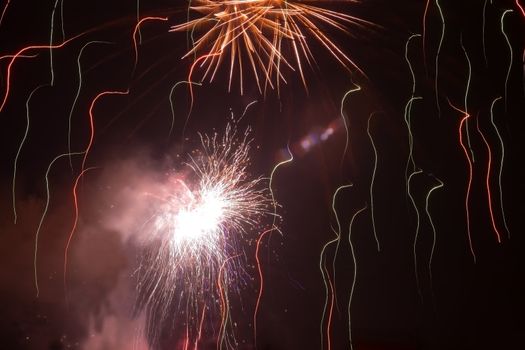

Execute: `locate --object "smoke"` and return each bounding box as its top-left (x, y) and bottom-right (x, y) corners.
top-left (0, 149), bottom-right (178, 350)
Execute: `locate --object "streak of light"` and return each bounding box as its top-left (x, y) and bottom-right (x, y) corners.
top-left (489, 96), bottom-right (511, 238)
top-left (68, 41), bottom-right (113, 170)
top-left (63, 166), bottom-right (97, 301)
top-left (434, 0), bottom-right (445, 117)
top-left (347, 204), bottom-right (367, 350)
top-left (320, 183), bottom-right (352, 350)
top-left (460, 35), bottom-right (475, 163)
top-left (408, 168), bottom-right (423, 301)
top-left (425, 175), bottom-right (444, 297)
top-left (82, 90), bottom-right (129, 171)
top-left (34, 151), bottom-right (85, 297)
top-left (501, 9), bottom-right (514, 110)
top-left (12, 84), bottom-right (48, 224)
top-left (449, 100), bottom-right (476, 263)
top-left (476, 116), bottom-right (502, 243)
top-left (339, 83), bottom-right (361, 165)
top-left (0, 33), bottom-right (83, 114)
top-left (366, 112), bottom-right (379, 253)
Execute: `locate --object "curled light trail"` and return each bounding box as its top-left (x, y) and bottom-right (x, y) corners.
top-left (136, 125), bottom-right (272, 347)
top-left (172, 0), bottom-right (370, 93)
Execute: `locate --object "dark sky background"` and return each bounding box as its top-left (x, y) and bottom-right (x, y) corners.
top-left (1, 0), bottom-right (524, 349)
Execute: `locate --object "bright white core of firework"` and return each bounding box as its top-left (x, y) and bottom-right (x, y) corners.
top-left (175, 187), bottom-right (226, 242)
top-left (153, 182), bottom-right (229, 246)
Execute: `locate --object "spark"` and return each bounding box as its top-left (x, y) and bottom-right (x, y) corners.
top-left (172, 0), bottom-right (370, 93)
top-left (136, 125), bottom-right (272, 347)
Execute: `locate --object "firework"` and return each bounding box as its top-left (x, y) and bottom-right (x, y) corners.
top-left (135, 124), bottom-right (272, 348)
top-left (172, 0), bottom-right (370, 94)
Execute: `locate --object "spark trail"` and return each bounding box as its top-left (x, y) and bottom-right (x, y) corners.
top-left (34, 151), bottom-right (85, 297)
top-left (460, 36), bottom-right (475, 163)
top-left (347, 204), bottom-right (367, 350)
top-left (340, 84), bottom-right (362, 166)
top-left (476, 116), bottom-right (502, 243)
top-left (68, 41), bottom-right (113, 169)
top-left (408, 169), bottom-right (423, 301)
top-left (450, 101), bottom-right (476, 262)
top-left (489, 96), bottom-right (511, 238)
top-left (320, 183), bottom-right (353, 350)
top-left (434, 0), bottom-right (445, 117)
top-left (425, 175), bottom-right (444, 294)
top-left (366, 112), bottom-right (379, 254)
top-left (501, 9), bottom-right (514, 110)
top-left (12, 84), bottom-right (48, 224)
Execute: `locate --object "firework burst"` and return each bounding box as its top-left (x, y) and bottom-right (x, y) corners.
top-left (172, 0), bottom-right (370, 94)
top-left (135, 124), bottom-right (273, 347)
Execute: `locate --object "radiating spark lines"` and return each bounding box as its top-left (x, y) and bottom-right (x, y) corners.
top-left (136, 125), bottom-right (272, 347)
top-left (171, 0), bottom-right (370, 93)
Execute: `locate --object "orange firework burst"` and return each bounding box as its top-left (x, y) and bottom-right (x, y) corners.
top-left (171, 0), bottom-right (370, 94)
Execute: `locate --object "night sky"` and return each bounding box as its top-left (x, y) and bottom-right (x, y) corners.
top-left (1, 1), bottom-right (524, 349)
